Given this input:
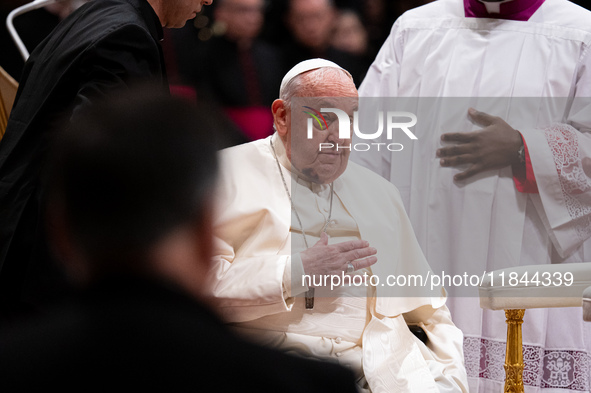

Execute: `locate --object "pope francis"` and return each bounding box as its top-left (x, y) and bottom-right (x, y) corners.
top-left (210, 59), bottom-right (469, 392)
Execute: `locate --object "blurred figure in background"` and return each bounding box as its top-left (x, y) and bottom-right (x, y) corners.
top-left (331, 10), bottom-right (368, 57)
top-left (0, 90), bottom-right (359, 393)
top-left (360, 0), bottom-right (432, 60)
top-left (171, 0), bottom-right (283, 141)
top-left (285, 0), bottom-right (335, 56)
top-left (162, 0), bottom-right (431, 147)
top-left (282, 0), bottom-right (366, 85)
top-left (360, 0), bottom-right (397, 59)
top-left (330, 9), bottom-right (372, 77)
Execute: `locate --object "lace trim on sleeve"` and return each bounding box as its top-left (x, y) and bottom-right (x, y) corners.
top-left (545, 124), bottom-right (591, 240)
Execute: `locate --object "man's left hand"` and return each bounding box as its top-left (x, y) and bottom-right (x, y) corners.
top-left (436, 108), bottom-right (523, 181)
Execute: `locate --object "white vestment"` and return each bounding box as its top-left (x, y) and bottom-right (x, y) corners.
top-left (352, 0), bottom-right (591, 391)
top-left (211, 134), bottom-right (469, 392)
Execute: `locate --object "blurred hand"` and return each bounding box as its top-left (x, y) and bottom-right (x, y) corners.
top-left (300, 232), bottom-right (377, 285)
top-left (436, 108), bottom-right (523, 181)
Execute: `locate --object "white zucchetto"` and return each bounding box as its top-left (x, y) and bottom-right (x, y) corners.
top-left (279, 58), bottom-right (345, 94)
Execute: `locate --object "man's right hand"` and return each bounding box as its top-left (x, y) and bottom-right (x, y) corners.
top-left (300, 233), bottom-right (377, 281)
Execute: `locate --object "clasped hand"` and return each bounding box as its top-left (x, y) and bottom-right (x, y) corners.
top-left (300, 233), bottom-right (377, 286)
top-left (436, 108), bottom-right (523, 181)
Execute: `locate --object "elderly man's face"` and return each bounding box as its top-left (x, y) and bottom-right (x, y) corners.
top-left (276, 72), bottom-right (358, 184)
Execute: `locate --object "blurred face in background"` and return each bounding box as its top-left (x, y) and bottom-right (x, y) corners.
top-left (287, 0), bottom-right (336, 51)
top-left (331, 10), bottom-right (368, 55)
top-left (364, 0), bottom-right (385, 22)
top-left (215, 0), bottom-right (265, 42)
top-left (151, 0), bottom-right (213, 28)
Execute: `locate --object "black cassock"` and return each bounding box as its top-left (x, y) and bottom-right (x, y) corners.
top-left (0, 0), bottom-right (167, 316)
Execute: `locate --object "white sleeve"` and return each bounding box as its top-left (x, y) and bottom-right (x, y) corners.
top-left (520, 47), bottom-right (591, 258)
top-left (361, 307), bottom-right (468, 393)
top-left (210, 227), bottom-right (308, 323)
top-left (209, 144), bottom-right (309, 323)
top-left (404, 304), bottom-right (469, 393)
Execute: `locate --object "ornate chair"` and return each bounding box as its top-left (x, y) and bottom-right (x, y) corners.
top-left (479, 262), bottom-right (591, 393)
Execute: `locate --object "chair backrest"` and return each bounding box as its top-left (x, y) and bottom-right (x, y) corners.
top-left (0, 66), bottom-right (19, 141)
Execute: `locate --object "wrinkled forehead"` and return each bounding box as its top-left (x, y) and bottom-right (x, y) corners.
top-left (298, 96), bottom-right (359, 113)
top-left (302, 68), bottom-right (355, 89)
top-left (294, 72), bottom-right (357, 108)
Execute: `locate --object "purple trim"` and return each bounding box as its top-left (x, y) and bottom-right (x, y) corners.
top-left (464, 0), bottom-right (545, 21)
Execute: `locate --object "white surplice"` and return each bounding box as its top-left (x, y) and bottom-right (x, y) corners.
top-left (211, 134), bottom-right (468, 392)
top-left (351, 0), bottom-right (591, 391)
